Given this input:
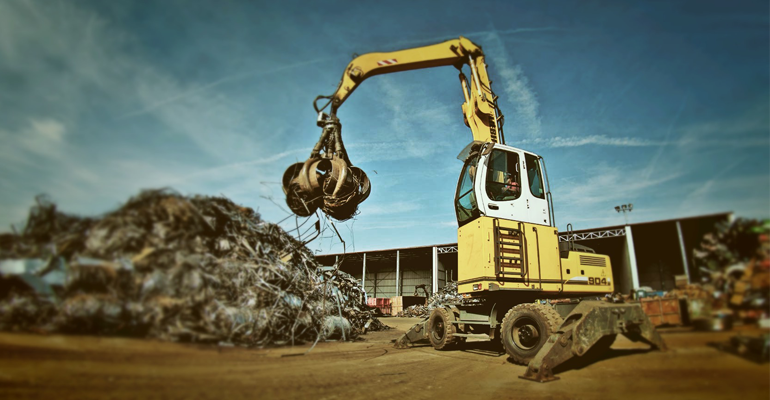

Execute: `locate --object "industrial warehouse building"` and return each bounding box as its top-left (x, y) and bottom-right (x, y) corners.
top-left (315, 212), bottom-right (732, 297)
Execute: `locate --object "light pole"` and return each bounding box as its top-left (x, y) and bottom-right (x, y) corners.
top-left (614, 203), bottom-right (633, 225)
top-left (615, 203), bottom-right (640, 291)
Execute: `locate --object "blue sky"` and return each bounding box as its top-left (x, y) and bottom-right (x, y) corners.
top-left (1, 0), bottom-right (768, 254)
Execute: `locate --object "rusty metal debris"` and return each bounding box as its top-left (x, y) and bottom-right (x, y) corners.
top-left (282, 113), bottom-right (370, 221)
top-left (0, 191), bottom-right (388, 346)
top-left (397, 304), bottom-right (429, 318)
top-left (396, 283), bottom-right (462, 318)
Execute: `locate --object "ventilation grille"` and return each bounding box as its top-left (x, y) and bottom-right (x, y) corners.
top-left (580, 255), bottom-right (606, 267)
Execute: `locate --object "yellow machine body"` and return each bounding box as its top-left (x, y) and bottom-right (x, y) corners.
top-left (457, 216), bottom-right (613, 295)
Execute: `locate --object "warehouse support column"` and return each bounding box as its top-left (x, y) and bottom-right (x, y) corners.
top-left (362, 253), bottom-right (367, 302)
top-left (625, 225), bottom-right (640, 290)
top-left (396, 250), bottom-right (400, 297)
top-left (432, 246), bottom-right (438, 294)
top-left (676, 221), bottom-right (691, 284)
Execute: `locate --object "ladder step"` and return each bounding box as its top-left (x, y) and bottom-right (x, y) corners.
top-left (499, 248), bottom-right (521, 255)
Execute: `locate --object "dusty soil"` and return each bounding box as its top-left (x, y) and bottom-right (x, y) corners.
top-left (0, 318), bottom-right (768, 400)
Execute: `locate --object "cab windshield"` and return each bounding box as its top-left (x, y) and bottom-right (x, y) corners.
top-left (455, 154), bottom-right (480, 226)
top-left (485, 149), bottom-right (521, 201)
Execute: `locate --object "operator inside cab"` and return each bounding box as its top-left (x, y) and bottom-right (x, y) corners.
top-left (485, 149), bottom-right (521, 201)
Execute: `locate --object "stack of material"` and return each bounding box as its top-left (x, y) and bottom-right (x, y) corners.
top-left (317, 268), bottom-right (389, 335)
top-left (398, 304), bottom-right (429, 318)
top-left (427, 282), bottom-right (463, 308)
top-left (0, 190), bottom-right (388, 346)
top-left (396, 282), bottom-right (462, 318)
top-left (665, 284), bottom-right (712, 299)
top-left (366, 297), bottom-right (391, 315)
top-left (389, 295), bottom-right (425, 316)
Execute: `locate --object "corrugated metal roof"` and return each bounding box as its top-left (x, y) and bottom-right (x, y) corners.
top-left (315, 212), bottom-right (732, 258)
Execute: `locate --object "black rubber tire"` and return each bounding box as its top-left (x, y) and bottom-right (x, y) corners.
top-left (501, 303), bottom-right (563, 365)
top-left (428, 308), bottom-right (459, 350)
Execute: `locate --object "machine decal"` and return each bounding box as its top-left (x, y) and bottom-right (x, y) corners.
top-left (377, 59), bottom-right (398, 66)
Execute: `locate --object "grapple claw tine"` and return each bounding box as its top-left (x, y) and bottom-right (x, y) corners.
top-left (282, 114), bottom-right (371, 221)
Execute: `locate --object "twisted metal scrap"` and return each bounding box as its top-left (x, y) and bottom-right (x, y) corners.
top-left (0, 189), bottom-right (388, 346)
top-left (396, 282), bottom-right (463, 318)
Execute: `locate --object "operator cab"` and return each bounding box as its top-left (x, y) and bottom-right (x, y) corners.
top-left (454, 141), bottom-right (554, 228)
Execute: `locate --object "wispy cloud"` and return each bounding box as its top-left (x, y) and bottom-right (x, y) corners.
top-left (483, 31), bottom-right (542, 138)
top-left (388, 27), bottom-right (562, 49)
top-left (119, 57), bottom-right (333, 119)
top-left (682, 157), bottom-right (748, 202)
top-left (341, 77), bottom-right (456, 163)
top-left (0, 1), bottom-right (299, 226)
top-left (643, 95), bottom-right (688, 180)
top-left (521, 135), bottom-right (659, 147)
top-left (381, 28), bottom-right (545, 140)
top-left (555, 163), bottom-right (683, 211)
top-left (174, 147), bottom-right (312, 183)
top-left (358, 201), bottom-right (422, 216)
top-left (0, 118), bottom-right (68, 163)
top-left (676, 101), bottom-right (769, 143)
top-left (353, 218), bottom-right (455, 231)
top-left (671, 174), bottom-right (769, 221)
top-left (525, 135), bottom-right (770, 149)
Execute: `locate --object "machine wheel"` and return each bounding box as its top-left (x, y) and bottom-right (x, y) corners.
top-left (501, 303), bottom-right (563, 365)
top-left (428, 308), bottom-right (459, 350)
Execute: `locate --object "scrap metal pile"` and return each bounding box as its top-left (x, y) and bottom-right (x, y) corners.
top-left (397, 282), bottom-right (463, 318)
top-left (0, 190), bottom-right (387, 346)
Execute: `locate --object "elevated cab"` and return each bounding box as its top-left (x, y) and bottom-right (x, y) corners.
top-left (453, 142), bottom-right (613, 296)
top-left (454, 142), bottom-right (551, 228)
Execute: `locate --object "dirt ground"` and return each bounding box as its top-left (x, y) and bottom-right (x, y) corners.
top-left (0, 318), bottom-right (768, 400)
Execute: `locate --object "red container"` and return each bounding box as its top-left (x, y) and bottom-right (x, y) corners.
top-left (641, 297), bottom-right (682, 326)
top-left (366, 298), bottom-right (391, 314)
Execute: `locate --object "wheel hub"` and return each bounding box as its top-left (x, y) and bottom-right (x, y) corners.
top-left (513, 321), bottom-right (540, 350)
top-left (432, 320), bottom-right (445, 340)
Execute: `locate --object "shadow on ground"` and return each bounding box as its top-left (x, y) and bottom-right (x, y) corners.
top-left (550, 348), bottom-right (656, 374)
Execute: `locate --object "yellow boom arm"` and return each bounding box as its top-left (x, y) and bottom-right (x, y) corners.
top-left (284, 37), bottom-right (506, 221)
top-left (324, 36), bottom-right (504, 144)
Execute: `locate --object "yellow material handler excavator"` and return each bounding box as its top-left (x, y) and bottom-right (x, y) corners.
top-left (282, 37), bottom-right (666, 382)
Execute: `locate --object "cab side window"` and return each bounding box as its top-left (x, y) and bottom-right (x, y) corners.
top-left (455, 155), bottom-right (480, 226)
top-left (525, 153), bottom-right (545, 199)
top-left (485, 150), bottom-right (521, 201)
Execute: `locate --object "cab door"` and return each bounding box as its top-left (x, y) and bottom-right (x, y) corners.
top-left (523, 153), bottom-right (551, 226)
